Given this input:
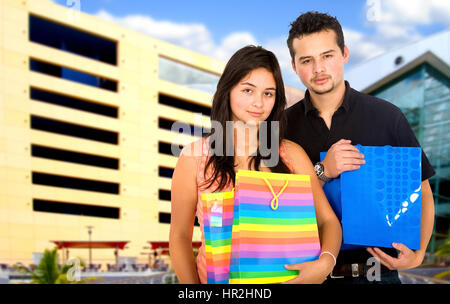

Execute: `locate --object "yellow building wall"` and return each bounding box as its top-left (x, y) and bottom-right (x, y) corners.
top-left (0, 0), bottom-right (224, 267)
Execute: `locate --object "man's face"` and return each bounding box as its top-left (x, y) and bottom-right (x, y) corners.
top-left (291, 30), bottom-right (349, 95)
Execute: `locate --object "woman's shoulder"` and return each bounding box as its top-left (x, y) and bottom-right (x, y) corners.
top-left (281, 139), bottom-right (306, 156)
top-left (281, 139), bottom-right (313, 172)
top-left (176, 137), bottom-right (208, 175)
top-left (180, 137), bottom-right (208, 159)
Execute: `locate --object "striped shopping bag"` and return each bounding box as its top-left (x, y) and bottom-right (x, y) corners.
top-left (201, 190), bottom-right (234, 284)
top-left (229, 170), bottom-right (321, 284)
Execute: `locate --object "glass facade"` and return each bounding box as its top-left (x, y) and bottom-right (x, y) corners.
top-left (158, 56), bottom-right (220, 94)
top-left (371, 63), bottom-right (450, 252)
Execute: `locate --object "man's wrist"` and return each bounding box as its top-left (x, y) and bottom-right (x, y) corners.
top-left (314, 162), bottom-right (331, 183)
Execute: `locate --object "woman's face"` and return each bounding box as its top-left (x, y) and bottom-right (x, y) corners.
top-left (229, 67), bottom-right (277, 125)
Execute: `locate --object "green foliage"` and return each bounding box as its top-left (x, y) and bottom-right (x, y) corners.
top-left (435, 237), bottom-right (450, 257)
top-left (433, 270), bottom-right (450, 280)
top-left (13, 247), bottom-right (104, 284)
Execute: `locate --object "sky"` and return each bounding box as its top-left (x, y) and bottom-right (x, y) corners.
top-left (53, 0), bottom-right (450, 88)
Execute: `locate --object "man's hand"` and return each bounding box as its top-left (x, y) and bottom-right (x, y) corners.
top-left (366, 243), bottom-right (424, 270)
top-left (322, 139), bottom-right (365, 178)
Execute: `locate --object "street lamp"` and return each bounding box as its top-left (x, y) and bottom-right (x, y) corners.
top-left (86, 225), bottom-right (94, 267)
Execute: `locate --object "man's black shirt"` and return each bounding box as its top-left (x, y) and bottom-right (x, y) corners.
top-left (285, 81), bottom-right (435, 181)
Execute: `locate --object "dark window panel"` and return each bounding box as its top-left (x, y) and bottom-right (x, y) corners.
top-left (158, 117), bottom-right (209, 136)
top-left (159, 189), bottom-right (171, 201)
top-left (30, 115), bottom-right (118, 145)
top-left (32, 172), bottom-right (119, 194)
top-left (29, 14), bottom-right (117, 65)
top-left (31, 144), bottom-right (119, 169)
top-left (30, 59), bottom-right (117, 92)
top-left (33, 199), bottom-right (119, 219)
top-left (159, 94), bottom-right (211, 117)
top-left (30, 87), bottom-right (118, 118)
top-left (158, 141), bottom-right (182, 157)
top-left (158, 167), bottom-right (174, 179)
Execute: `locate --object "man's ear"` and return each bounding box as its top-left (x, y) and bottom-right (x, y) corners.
top-left (291, 59), bottom-right (296, 73)
top-left (343, 45), bottom-right (350, 64)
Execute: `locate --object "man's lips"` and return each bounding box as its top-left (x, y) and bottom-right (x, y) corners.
top-left (313, 76), bottom-right (330, 84)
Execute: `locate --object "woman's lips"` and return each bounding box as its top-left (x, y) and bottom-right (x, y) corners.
top-left (248, 111), bottom-right (263, 117)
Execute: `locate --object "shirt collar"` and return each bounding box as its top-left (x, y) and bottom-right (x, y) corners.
top-left (303, 81), bottom-right (353, 116)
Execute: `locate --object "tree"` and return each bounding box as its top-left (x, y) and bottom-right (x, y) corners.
top-left (13, 247), bottom-right (103, 284)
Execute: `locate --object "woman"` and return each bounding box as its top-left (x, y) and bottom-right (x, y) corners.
top-left (170, 45), bottom-right (341, 284)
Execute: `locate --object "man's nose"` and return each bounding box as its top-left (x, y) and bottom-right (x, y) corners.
top-left (313, 59), bottom-right (326, 74)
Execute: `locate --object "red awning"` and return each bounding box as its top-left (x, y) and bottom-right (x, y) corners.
top-left (148, 241), bottom-right (202, 250)
top-left (52, 241), bottom-right (129, 250)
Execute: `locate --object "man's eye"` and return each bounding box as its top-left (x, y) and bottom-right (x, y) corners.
top-left (324, 54), bottom-right (332, 59)
top-left (301, 60), bottom-right (310, 64)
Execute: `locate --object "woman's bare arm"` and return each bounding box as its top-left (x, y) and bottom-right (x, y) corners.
top-left (169, 143), bottom-right (201, 283)
top-left (282, 139), bottom-right (342, 283)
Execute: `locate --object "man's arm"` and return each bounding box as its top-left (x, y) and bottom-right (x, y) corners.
top-left (320, 139), bottom-right (365, 185)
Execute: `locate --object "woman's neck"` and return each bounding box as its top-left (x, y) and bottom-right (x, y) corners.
top-left (233, 122), bottom-right (259, 158)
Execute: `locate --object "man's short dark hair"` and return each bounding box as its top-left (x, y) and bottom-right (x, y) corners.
top-left (287, 11), bottom-right (345, 61)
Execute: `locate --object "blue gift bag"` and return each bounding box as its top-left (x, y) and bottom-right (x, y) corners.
top-left (320, 152), bottom-right (366, 251)
top-left (339, 145), bottom-right (422, 250)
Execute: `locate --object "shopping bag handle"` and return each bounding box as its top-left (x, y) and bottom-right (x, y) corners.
top-left (262, 178), bottom-right (289, 210)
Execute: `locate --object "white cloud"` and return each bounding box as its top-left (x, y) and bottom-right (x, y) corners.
top-left (343, 28), bottom-right (386, 66)
top-left (93, 5), bottom-right (448, 87)
top-left (94, 9), bottom-right (300, 87)
top-left (379, 0), bottom-right (450, 26)
top-left (345, 0), bottom-right (449, 69)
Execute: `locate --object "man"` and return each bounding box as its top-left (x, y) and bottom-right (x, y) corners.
top-left (284, 11), bottom-right (435, 284)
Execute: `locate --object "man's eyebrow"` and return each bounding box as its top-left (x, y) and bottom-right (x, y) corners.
top-left (240, 82), bottom-right (276, 91)
top-left (322, 49), bottom-right (336, 55)
top-left (298, 49), bottom-right (336, 61)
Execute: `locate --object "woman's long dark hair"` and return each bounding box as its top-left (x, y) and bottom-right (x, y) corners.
top-left (201, 45), bottom-right (291, 192)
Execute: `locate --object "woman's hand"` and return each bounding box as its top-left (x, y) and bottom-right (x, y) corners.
top-left (367, 243), bottom-right (424, 270)
top-left (282, 255), bottom-right (335, 284)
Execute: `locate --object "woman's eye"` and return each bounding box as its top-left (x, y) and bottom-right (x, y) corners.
top-left (243, 88), bottom-right (252, 93)
top-left (264, 92), bottom-right (274, 97)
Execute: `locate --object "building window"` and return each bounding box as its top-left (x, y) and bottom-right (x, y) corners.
top-left (29, 14), bottom-right (117, 65)
top-left (158, 57), bottom-right (219, 94)
top-left (30, 115), bottom-right (119, 145)
top-left (159, 212), bottom-right (199, 226)
top-left (31, 144), bottom-right (119, 170)
top-left (32, 172), bottom-right (120, 194)
top-left (30, 87), bottom-right (118, 118)
top-left (159, 94), bottom-right (211, 116)
top-left (159, 189), bottom-right (171, 201)
top-left (30, 58), bottom-right (118, 92)
top-left (159, 117), bottom-right (208, 137)
top-left (159, 166), bottom-right (174, 179)
top-left (158, 141), bottom-right (182, 157)
top-left (33, 199), bottom-right (120, 219)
